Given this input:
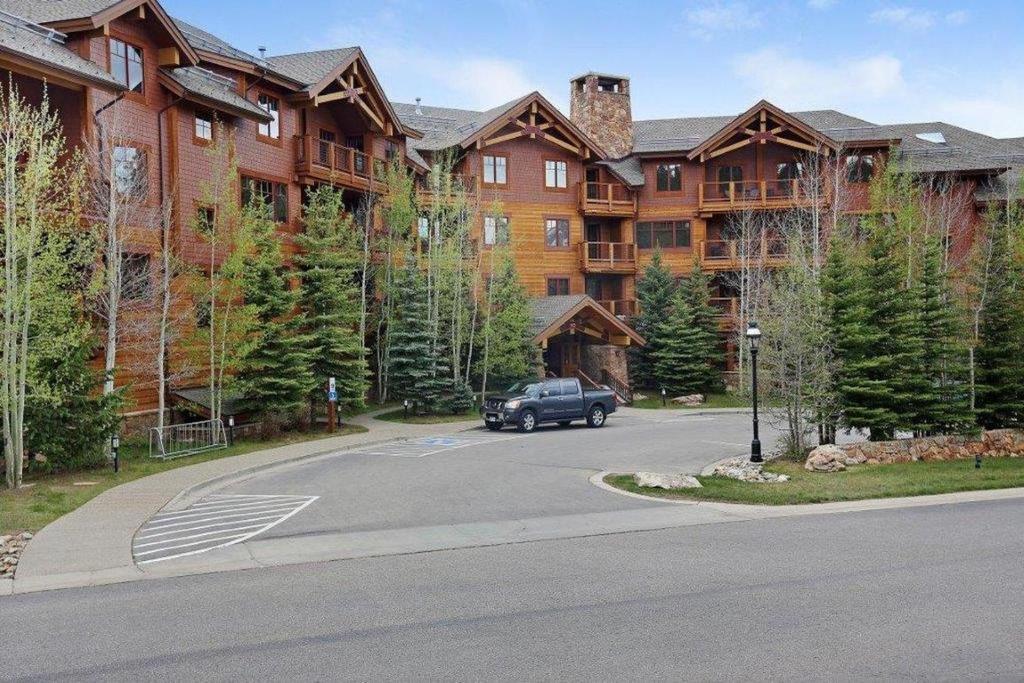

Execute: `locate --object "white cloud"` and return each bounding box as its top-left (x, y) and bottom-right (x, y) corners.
top-left (870, 6), bottom-right (935, 30)
top-left (435, 58), bottom-right (536, 109)
top-left (732, 48), bottom-right (904, 104)
top-left (945, 10), bottom-right (969, 25)
top-left (685, 2), bottom-right (761, 39)
top-left (807, 0), bottom-right (837, 8)
top-left (934, 78), bottom-right (1024, 138)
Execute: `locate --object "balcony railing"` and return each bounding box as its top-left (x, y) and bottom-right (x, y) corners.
top-left (578, 241), bottom-right (636, 273)
top-left (415, 174), bottom-right (480, 204)
top-left (578, 181), bottom-right (636, 216)
top-left (709, 297), bottom-right (738, 320)
top-left (698, 179), bottom-right (807, 211)
top-left (596, 299), bottom-right (637, 318)
top-left (295, 135), bottom-right (379, 189)
top-left (700, 239), bottom-right (789, 267)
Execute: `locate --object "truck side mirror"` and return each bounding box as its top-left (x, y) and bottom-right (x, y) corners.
top-left (540, 390), bottom-right (550, 398)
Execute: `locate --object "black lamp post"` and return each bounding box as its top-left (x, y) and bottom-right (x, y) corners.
top-left (746, 321), bottom-right (762, 463)
top-left (111, 433), bottom-right (120, 473)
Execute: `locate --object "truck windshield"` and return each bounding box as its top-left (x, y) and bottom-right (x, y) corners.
top-left (506, 382), bottom-right (542, 398)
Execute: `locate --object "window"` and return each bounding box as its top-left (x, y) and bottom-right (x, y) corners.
top-left (597, 78), bottom-right (620, 93)
top-left (545, 218), bottom-right (570, 248)
top-left (716, 166), bottom-right (743, 197)
top-left (483, 155), bottom-right (507, 185)
top-left (776, 161), bottom-right (803, 181)
top-left (483, 215), bottom-right (509, 246)
top-left (194, 111), bottom-right (213, 142)
top-left (547, 277), bottom-right (570, 295)
top-left (656, 163), bottom-right (682, 192)
top-left (109, 38), bottom-right (144, 93)
top-left (195, 206), bottom-right (215, 233)
top-left (242, 175), bottom-right (288, 222)
top-left (120, 253), bottom-right (152, 300)
top-left (113, 146), bottom-right (147, 197)
top-left (545, 160), bottom-right (567, 189)
top-left (541, 380), bottom-right (562, 396)
top-left (385, 139), bottom-right (399, 162)
top-left (635, 220), bottom-right (691, 250)
top-left (257, 94), bottom-right (279, 139)
top-left (846, 154), bottom-right (875, 183)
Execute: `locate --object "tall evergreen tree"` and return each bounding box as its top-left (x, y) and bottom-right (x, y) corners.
top-left (821, 228), bottom-right (863, 438)
top-left (478, 249), bottom-right (534, 390)
top-left (917, 235), bottom-right (974, 433)
top-left (652, 292), bottom-right (719, 395)
top-left (631, 248), bottom-right (676, 387)
top-left (975, 222), bottom-right (1024, 428)
top-left (679, 255), bottom-right (722, 389)
top-left (236, 203), bottom-right (315, 425)
top-left (295, 186), bottom-right (368, 416)
top-left (388, 253), bottom-right (433, 403)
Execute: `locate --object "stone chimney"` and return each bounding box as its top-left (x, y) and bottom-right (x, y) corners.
top-left (569, 72), bottom-right (633, 159)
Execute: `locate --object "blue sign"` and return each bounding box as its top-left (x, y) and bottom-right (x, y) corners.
top-left (328, 390), bottom-right (338, 402)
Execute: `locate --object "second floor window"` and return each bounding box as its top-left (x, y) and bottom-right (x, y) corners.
top-left (242, 175), bottom-right (288, 223)
top-left (113, 146), bottom-right (147, 197)
top-left (385, 139), bottom-right (399, 162)
top-left (776, 161), bottom-right (803, 181)
top-left (257, 94), bottom-right (279, 139)
top-left (635, 220), bottom-right (691, 250)
top-left (545, 160), bottom-right (567, 188)
top-left (846, 154), bottom-right (875, 183)
top-left (656, 163), bottom-right (682, 192)
top-left (195, 111), bottom-right (213, 141)
top-left (547, 277), bottom-right (570, 296)
top-left (483, 155), bottom-right (507, 185)
top-left (483, 215), bottom-right (509, 246)
top-left (545, 218), bottom-right (570, 248)
top-left (120, 252), bottom-right (153, 300)
top-left (109, 38), bottom-right (144, 93)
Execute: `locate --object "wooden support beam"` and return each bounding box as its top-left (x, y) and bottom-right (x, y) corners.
top-left (315, 88), bottom-right (365, 105)
top-left (483, 129), bottom-right (527, 147)
top-left (157, 47), bottom-right (180, 67)
top-left (759, 110), bottom-right (766, 132)
top-left (354, 95), bottom-right (385, 130)
top-left (707, 136), bottom-right (755, 159)
top-left (134, 4), bottom-right (146, 19)
top-left (543, 133), bottom-right (580, 155)
top-left (775, 136), bottom-right (820, 153)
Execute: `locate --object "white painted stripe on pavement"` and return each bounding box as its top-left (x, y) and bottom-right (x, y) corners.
top-left (137, 496), bottom-right (319, 565)
top-left (136, 513), bottom-right (296, 539)
top-left (143, 505), bottom-right (301, 530)
top-left (151, 500), bottom-right (308, 520)
top-left (205, 494), bottom-right (315, 499)
top-left (135, 523), bottom-right (272, 548)
top-left (134, 532), bottom-right (252, 556)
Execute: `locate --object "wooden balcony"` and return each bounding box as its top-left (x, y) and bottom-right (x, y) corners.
top-left (578, 241), bottom-right (636, 273)
top-left (698, 179), bottom-right (809, 213)
top-left (597, 299), bottom-right (637, 318)
top-left (415, 174), bottom-right (480, 205)
top-left (295, 135), bottom-right (382, 191)
top-left (578, 182), bottom-right (636, 216)
top-left (709, 297), bottom-right (738, 329)
top-left (699, 239), bottom-right (789, 270)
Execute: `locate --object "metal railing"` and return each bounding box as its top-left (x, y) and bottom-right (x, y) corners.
top-left (578, 181), bottom-right (636, 214)
top-left (149, 419), bottom-right (228, 459)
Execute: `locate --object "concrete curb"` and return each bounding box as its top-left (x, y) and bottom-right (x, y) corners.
top-left (590, 469), bottom-right (1024, 516)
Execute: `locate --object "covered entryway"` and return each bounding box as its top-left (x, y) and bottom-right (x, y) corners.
top-left (529, 295), bottom-right (645, 403)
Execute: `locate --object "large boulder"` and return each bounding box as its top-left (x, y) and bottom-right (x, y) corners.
top-left (633, 472), bottom-right (703, 490)
top-left (671, 394), bottom-right (704, 406)
top-left (805, 444), bottom-right (847, 472)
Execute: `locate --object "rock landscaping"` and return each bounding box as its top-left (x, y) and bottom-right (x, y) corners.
top-left (633, 472), bottom-right (702, 489)
top-left (671, 394), bottom-right (704, 406)
top-left (2, 532), bottom-right (31, 578)
top-left (712, 458), bottom-right (790, 483)
top-left (805, 429), bottom-right (1024, 472)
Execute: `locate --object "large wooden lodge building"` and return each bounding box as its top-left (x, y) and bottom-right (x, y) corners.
top-left (1, 0), bottom-right (1022, 420)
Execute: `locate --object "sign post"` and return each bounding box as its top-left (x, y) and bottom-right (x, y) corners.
top-left (327, 377), bottom-right (337, 433)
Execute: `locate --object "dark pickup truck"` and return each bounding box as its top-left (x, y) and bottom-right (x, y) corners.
top-left (481, 377), bottom-right (617, 433)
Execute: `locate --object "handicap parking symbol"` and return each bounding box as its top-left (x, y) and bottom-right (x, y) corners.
top-left (421, 437), bottom-right (458, 446)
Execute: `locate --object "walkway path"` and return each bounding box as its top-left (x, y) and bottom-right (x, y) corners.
top-left (9, 409), bottom-right (478, 594)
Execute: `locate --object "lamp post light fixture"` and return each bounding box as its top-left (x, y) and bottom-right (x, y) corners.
top-left (661, 387), bottom-right (667, 407)
top-left (746, 321), bottom-right (763, 464)
top-left (111, 433), bottom-right (120, 473)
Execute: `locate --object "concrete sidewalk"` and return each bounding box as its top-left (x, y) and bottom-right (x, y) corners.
top-left (8, 409), bottom-right (479, 595)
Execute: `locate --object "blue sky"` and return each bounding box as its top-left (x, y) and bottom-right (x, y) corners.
top-left (169, 0), bottom-right (1024, 138)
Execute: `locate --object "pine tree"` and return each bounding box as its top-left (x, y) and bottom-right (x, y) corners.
top-left (478, 250), bottom-right (534, 390)
top-left (631, 247), bottom-right (676, 387)
top-left (235, 204), bottom-right (315, 425)
top-left (295, 186), bottom-right (368, 416)
top-left (822, 228), bottom-right (863, 438)
top-left (652, 293), bottom-right (719, 395)
top-left (388, 254), bottom-right (434, 406)
top-left (678, 256), bottom-right (722, 390)
top-left (975, 223), bottom-right (1024, 428)
top-left (917, 235), bottom-right (974, 433)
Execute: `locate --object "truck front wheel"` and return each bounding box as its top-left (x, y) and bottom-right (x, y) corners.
top-left (586, 405), bottom-right (606, 428)
top-left (517, 410), bottom-right (537, 433)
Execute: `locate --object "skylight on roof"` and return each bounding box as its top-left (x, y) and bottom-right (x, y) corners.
top-left (916, 131), bottom-right (947, 144)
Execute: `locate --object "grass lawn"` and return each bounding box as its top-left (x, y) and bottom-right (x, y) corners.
top-left (0, 424), bottom-right (367, 535)
top-left (375, 407), bottom-right (479, 424)
top-left (630, 392), bottom-right (751, 410)
top-left (606, 457), bottom-right (1024, 505)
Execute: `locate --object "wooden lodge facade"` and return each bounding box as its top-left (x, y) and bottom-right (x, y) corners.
top-left (0, 0), bottom-right (1021, 420)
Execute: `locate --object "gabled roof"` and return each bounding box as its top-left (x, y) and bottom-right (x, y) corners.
top-left (529, 295), bottom-right (645, 346)
top-left (3, 0), bottom-right (198, 65)
top-left (393, 91), bottom-right (606, 161)
top-left (0, 9), bottom-right (124, 90)
top-left (160, 67), bottom-right (272, 122)
top-left (598, 156), bottom-right (644, 187)
top-left (685, 99), bottom-right (838, 161)
top-left (265, 48), bottom-right (359, 94)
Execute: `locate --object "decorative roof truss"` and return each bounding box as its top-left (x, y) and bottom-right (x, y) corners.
top-left (312, 58), bottom-right (394, 136)
top-left (476, 100), bottom-right (593, 159)
top-left (688, 101), bottom-right (837, 162)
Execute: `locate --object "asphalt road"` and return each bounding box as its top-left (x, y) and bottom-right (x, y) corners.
top-left (221, 410), bottom-right (777, 538)
top-left (6, 498), bottom-right (1024, 681)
